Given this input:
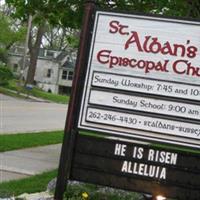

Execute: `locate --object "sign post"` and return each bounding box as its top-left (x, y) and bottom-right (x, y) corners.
top-left (55, 2), bottom-right (200, 200)
top-left (54, 1), bottom-right (96, 200)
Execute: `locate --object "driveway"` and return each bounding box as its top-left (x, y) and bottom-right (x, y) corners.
top-left (0, 94), bottom-right (68, 134)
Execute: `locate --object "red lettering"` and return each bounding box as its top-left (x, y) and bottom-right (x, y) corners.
top-left (109, 20), bottom-right (129, 35)
top-left (137, 60), bottom-right (145, 68)
top-left (186, 63), bottom-right (200, 77)
top-left (122, 31), bottom-right (198, 58)
top-left (125, 31), bottom-right (143, 51)
top-left (97, 49), bottom-right (111, 65)
top-left (109, 21), bottom-right (120, 34)
top-left (161, 42), bottom-right (173, 55)
top-left (173, 60), bottom-right (187, 74)
top-left (110, 56), bottom-right (119, 68)
top-left (149, 38), bottom-right (162, 54)
top-left (118, 57), bottom-right (123, 66)
top-left (145, 61), bottom-right (155, 72)
top-left (173, 60), bottom-right (200, 77)
top-left (96, 49), bottom-right (170, 74)
top-left (155, 61), bottom-right (169, 73)
top-left (129, 59), bottom-right (137, 67)
top-left (173, 44), bottom-right (185, 57)
top-left (119, 25), bottom-right (129, 35)
top-left (143, 36), bottom-right (151, 53)
top-left (187, 46), bottom-right (198, 58)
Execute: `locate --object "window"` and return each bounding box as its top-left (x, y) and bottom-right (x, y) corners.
top-left (47, 69), bottom-right (52, 78)
top-left (62, 70), bottom-right (74, 80)
top-left (46, 51), bottom-right (55, 58)
top-left (68, 71), bottom-right (73, 80)
top-left (62, 70), bottom-right (68, 80)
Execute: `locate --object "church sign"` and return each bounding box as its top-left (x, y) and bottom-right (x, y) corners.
top-left (78, 11), bottom-right (200, 149)
top-left (55, 3), bottom-right (200, 200)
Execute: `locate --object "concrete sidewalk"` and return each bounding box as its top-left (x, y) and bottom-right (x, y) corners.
top-left (0, 144), bottom-right (61, 182)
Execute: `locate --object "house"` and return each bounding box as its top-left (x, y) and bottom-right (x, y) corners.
top-left (8, 46), bottom-right (76, 95)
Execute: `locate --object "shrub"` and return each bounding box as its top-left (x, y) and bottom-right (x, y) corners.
top-left (64, 183), bottom-right (142, 200)
top-left (0, 65), bottom-right (13, 85)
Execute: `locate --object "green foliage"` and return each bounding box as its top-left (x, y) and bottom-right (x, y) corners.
top-left (0, 170), bottom-right (57, 196)
top-left (30, 87), bottom-right (70, 104)
top-left (64, 184), bottom-right (142, 200)
top-left (98, 0), bottom-right (199, 19)
top-left (1, 79), bottom-right (69, 104)
top-left (5, 0), bottom-right (84, 29)
top-left (5, 0), bottom-right (200, 47)
top-left (6, 0), bottom-right (199, 86)
top-left (0, 130), bottom-right (63, 152)
top-left (0, 13), bottom-right (26, 50)
top-left (6, 0), bottom-right (192, 30)
top-left (66, 35), bottom-right (79, 49)
top-left (0, 12), bottom-right (26, 69)
top-left (0, 86), bottom-right (24, 99)
top-left (0, 65), bottom-right (13, 85)
top-left (0, 48), bottom-right (7, 63)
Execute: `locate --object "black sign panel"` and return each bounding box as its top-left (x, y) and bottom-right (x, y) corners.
top-left (71, 135), bottom-right (200, 200)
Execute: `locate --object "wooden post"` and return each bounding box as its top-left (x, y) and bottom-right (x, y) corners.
top-left (54, 1), bottom-right (96, 200)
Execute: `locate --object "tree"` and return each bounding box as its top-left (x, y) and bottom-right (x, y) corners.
top-left (5, 0), bottom-right (84, 85)
top-left (0, 12), bottom-right (26, 63)
top-left (0, 65), bottom-right (13, 85)
top-left (42, 26), bottom-right (79, 50)
top-left (5, 0), bottom-right (200, 85)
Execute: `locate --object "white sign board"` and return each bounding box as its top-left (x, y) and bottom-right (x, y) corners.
top-left (78, 11), bottom-right (200, 148)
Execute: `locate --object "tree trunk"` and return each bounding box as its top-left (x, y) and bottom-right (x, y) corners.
top-left (25, 23), bottom-right (46, 85)
top-left (25, 48), bottom-right (38, 85)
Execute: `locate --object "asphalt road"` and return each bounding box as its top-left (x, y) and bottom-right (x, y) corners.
top-left (0, 94), bottom-right (68, 134)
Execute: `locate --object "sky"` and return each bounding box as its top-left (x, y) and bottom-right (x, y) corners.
top-left (0, 0), bottom-right (4, 6)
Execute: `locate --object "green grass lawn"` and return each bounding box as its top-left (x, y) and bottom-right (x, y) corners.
top-left (0, 170), bottom-right (57, 197)
top-left (1, 79), bottom-right (70, 104)
top-left (0, 130), bottom-right (64, 152)
top-left (30, 87), bottom-right (70, 104)
top-left (0, 87), bottom-right (25, 99)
